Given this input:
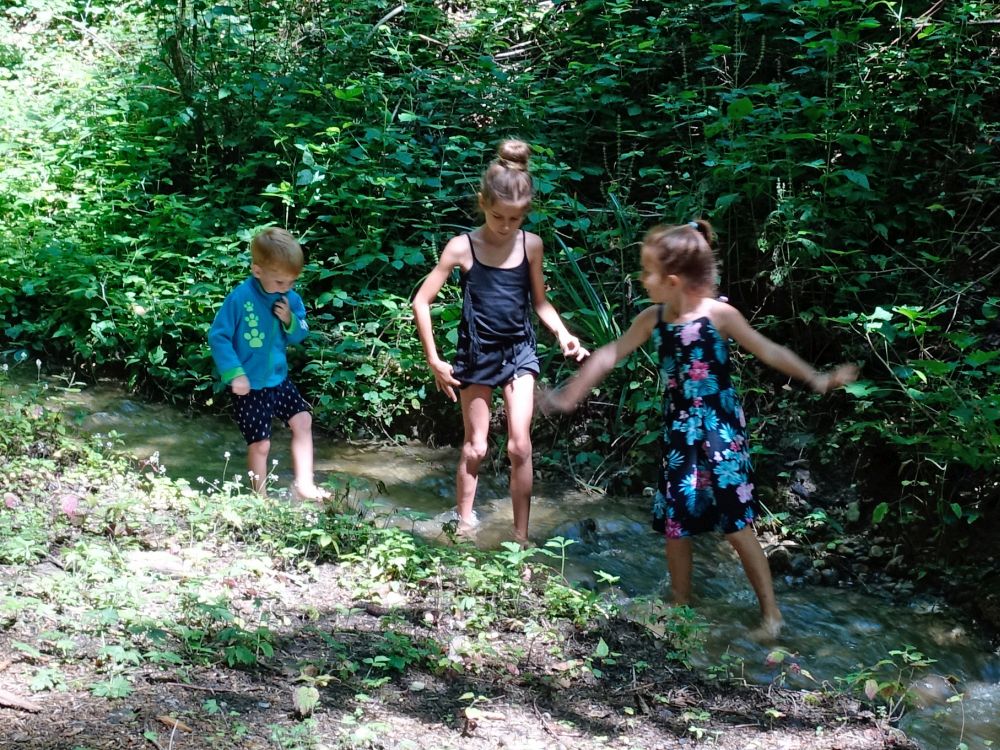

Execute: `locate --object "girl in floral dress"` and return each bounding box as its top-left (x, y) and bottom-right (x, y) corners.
top-left (543, 220), bottom-right (857, 637)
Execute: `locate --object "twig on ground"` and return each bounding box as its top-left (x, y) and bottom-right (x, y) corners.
top-left (0, 689), bottom-right (42, 713)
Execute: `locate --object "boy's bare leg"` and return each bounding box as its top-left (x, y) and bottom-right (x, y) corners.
top-left (288, 411), bottom-right (328, 500)
top-left (503, 374), bottom-right (535, 544)
top-left (457, 385), bottom-right (491, 532)
top-left (726, 526), bottom-right (783, 638)
top-left (247, 439), bottom-right (270, 495)
top-left (666, 537), bottom-right (694, 605)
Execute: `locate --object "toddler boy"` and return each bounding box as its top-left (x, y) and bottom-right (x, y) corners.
top-left (208, 227), bottom-right (327, 500)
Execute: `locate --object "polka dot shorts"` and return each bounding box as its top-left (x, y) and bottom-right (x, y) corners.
top-left (232, 378), bottom-right (311, 445)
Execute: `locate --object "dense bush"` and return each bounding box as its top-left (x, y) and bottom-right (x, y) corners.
top-left (1, 0), bottom-right (997, 549)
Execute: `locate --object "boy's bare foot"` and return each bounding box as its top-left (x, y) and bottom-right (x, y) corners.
top-left (292, 483), bottom-right (331, 502)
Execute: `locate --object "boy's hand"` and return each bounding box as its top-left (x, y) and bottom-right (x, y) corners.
top-left (230, 375), bottom-right (251, 396)
top-left (272, 296), bottom-right (292, 325)
top-left (559, 333), bottom-right (589, 362)
top-left (428, 358), bottom-right (461, 402)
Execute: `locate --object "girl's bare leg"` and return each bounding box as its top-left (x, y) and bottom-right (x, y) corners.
top-left (457, 385), bottom-right (492, 529)
top-left (666, 537), bottom-right (694, 605)
top-left (726, 526), bottom-right (783, 637)
top-left (288, 411), bottom-right (328, 499)
top-left (247, 439), bottom-right (271, 495)
top-left (502, 373), bottom-right (535, 543)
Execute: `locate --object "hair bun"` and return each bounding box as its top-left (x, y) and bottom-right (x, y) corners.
top-left (497, 139), bottom-right (530, 171)
top-left (688, 218), bottom-right (715, 245)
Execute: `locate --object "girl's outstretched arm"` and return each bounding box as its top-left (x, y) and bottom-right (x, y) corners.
top-left (713, 300), bottom-right (858, 393)
top-left (412, 237), bottom-right (470, 402)
top-left (542, 305), bottom-right (660, 412)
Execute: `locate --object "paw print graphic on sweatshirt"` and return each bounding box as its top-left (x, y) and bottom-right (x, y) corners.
top-left (243, 301), bottom-right (264, 348)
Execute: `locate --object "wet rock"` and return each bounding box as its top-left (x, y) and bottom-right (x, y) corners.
top-left (909, 673), bottom-right (958, 708)
top-left (977, 592), bottom-right (1000, 630)
top-left (767, 545), bottom-right (793, 573)
top-left (789, 468), bottom-right (817, 499)
top-left (789, 554), bottom-right (811, 575)
top-left (886, 555), bottom-right (906, 574)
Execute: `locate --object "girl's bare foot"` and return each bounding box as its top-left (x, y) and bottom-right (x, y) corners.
top-left (513, 533), bottom-right (535, 550)
top-left (750, 616), bottom-right (784, 642)
top-left (292, 483), bottom-right (331, 502)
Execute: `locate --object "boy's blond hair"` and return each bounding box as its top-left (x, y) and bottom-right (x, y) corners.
top-left (251, 228), bottom-right (304, 273)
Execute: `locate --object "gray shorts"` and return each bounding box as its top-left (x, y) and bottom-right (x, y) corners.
top-left (452, 339), bottom-right (539, 389)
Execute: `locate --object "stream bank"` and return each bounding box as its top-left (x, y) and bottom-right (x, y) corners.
top-left (2, 373), bottom-right (999, 748)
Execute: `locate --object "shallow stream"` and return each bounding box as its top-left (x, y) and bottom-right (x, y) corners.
top-left (13, 376), bottom-right (1000, 749)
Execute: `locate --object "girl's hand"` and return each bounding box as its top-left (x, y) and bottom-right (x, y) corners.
top-left (536, 385), bottom-right (574, 415)
top-left (559, 333), bottom-right (589, 362)
top-left (429, 358), bottom-right (461, 402)
top-left (810, 363), bottom-right (859, 394)
top-left (272, 296), bottom-right (292, 326)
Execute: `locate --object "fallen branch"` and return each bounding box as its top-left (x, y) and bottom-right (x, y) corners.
top-left (0, 689), bottom-right (42, 713)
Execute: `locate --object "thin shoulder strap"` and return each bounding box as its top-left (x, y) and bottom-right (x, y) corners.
top-left (520, 229), bottom-right (529, 266)
top-left (658, 304), bottom-right (666, 323)
top-left (466, 233), bottom-right (480, 263)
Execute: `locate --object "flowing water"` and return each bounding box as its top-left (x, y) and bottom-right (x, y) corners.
top-left (10, 376), bottom-right (1000, 749)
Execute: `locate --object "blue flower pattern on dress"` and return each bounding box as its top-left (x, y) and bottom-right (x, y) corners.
top-left (650, 311), bottom-right (757, 539)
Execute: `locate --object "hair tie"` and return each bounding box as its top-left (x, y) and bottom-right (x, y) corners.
top-left (688, 221), bottom-right (700, 230)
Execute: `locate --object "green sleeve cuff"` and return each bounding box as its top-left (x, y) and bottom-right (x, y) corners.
top-left (283, 316), bottom-right (299, 334)
top-left (220, 367), bottom-right (246, 384)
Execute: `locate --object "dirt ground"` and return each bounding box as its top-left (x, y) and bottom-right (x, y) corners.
top-left (0, 557), bottom-right (920, 750)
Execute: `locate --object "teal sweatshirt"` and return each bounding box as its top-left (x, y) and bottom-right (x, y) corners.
top-left (208, 277), bottom-right (309, 389)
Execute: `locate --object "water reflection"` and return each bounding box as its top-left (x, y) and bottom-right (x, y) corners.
top-left (14, 377), bottom-right (1000, 750)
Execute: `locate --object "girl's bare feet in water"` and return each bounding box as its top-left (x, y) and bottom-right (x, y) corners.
top-left (750, 616), bottom-right (784, 642)
top-left (513, 534), bottom-right (535, 550)
top-left (292, 483), bottom-right (331, 502)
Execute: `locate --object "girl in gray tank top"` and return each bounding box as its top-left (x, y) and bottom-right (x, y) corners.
top-left (411, 139), bottom-right (588, 546)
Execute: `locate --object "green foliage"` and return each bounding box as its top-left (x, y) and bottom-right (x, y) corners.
top-left (839, 646), bottom-right (940, 722)
top-left (1, 0), bottom-right (998, 545)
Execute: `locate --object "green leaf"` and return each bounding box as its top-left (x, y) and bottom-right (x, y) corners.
top-left (727, 97), bottom-right (753, 120)
top-left (840, 169), bottom-right (871, 190)
top-left (965, 350), bottom-right (1000, 367)
top-left (92, 676), bottom-right (132, 698)
top-left (293, 686), bottom-right (320, 717)
top-left (872, 502), bottom-right (889, 524)
top-left (13, 642), bottom-right (42, 659)
top-left (843, 382), bottom-right (879, 398)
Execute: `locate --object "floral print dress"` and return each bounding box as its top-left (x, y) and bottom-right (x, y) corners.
top-left (650, 309), bottom-right (758, 538)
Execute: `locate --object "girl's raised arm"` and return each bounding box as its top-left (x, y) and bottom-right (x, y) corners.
top-left (713, 300), bottom-right (857, 393)
top-left (543, 305), bottom-right (660, 413)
